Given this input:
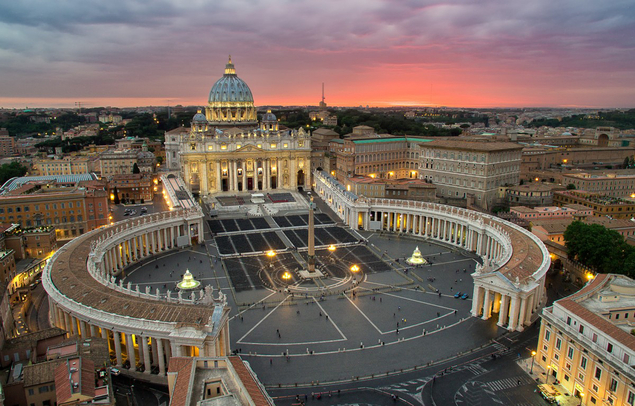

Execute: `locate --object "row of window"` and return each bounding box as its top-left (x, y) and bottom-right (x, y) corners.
top-left (0, 201), bottom-right (82, 213)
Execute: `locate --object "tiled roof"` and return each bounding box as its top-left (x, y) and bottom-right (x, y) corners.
top-left (167, 357), bottom-right (194, 406)
top-left (557, 275), bottom-right (635, 351)
top-left (24, 359), bottom-right (64, 387)
top-left (49, 221), bottom-right (220, 324)
top-left (228, 356), bottom-right (273, 405)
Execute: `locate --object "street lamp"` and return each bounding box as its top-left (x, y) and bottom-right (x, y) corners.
top-left (328, 245), bottom-right (336, 252)
top-left (546, 365), bottom-right (551, 384)
top-left (579, 392), bottom-right (584, 406)
top-left (266, 250), bottom-right (276, 269)
top-left (350, 264), bottom-right (360, 273)
top-left (530, 351), bottom-right (536, 374)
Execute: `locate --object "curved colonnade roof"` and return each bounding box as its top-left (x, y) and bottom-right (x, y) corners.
top-left (48, 222), bottom-right (215, 326)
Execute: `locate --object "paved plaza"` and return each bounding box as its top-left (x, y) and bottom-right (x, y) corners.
top-left (119, 195), bottom-right (509, 387)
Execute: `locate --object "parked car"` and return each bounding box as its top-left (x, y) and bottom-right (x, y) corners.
top-left (461, 293), bottom-right (469, 300)
top-left (454, 292), bottom-right (462, 298)
top-left (110, 368), bottom-right (121, 376)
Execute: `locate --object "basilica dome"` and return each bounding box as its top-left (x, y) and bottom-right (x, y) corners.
top-left (205, 56), bottom-right (258, 128)
top-left (208, 57), bottom-right (254, 104)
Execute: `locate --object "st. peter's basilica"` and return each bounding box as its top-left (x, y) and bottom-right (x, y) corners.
top-left (165, 57), bottom-right (312, 195)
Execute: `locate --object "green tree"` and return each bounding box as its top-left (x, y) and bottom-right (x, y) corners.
top-left (566, 183), bottom-right (576, 190)
top-left (0, 162), bottom-right (28, 185)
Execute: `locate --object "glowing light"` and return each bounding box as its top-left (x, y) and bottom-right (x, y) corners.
top-left (350, 264), bottom-right (360, 273)
top-left (267, 250), bottom-right (276, 257)
top-left (531, 350), bottom-right (536, 356)
top-left (563, 159), bottom-right (568, 163)
top-left (369, 174), bottom-right (376, 178)
top-left (535, 177), bottom-right (539, 182)
top-left (328, 245), bottom-right (336, 252)
top-left (177, 269), bottom-right (200, 290)
top-left (110, 194), bottom-right (115, 201)
top-left (586, 273), bottom-right (595, 280)
top-left (282, 271), bottom-right (292, 280)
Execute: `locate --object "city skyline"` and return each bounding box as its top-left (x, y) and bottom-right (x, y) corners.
top-left (1, 0), bottom-right (634, 109)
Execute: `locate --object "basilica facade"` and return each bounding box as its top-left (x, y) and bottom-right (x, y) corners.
top-left (165, 57), bottom-right (312, 195)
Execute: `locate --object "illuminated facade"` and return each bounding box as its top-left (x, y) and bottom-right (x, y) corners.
top-left (165, 57), bottom-right (311, 195)
top-left (538, 274), bottom-right (635, 405)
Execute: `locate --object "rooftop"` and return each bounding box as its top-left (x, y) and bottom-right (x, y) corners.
top-left (0, 174), bottom-right (97, 193)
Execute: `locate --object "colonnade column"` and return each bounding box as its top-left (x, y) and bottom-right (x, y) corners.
top-left (481, 289), bottom-right (492, 320)
top-left (142, 337), bottom-right (151, 374)
top-left (114, 332), bottom-right (123, 367)
top-left (471, 286), bottom-right (484, 317)
top-left (157, 338), bottom-right (166, 375)
top-left (517, 297), bottom-right (528, 330)
top-left (498, 295), bottom-right (510, 327)
top-left (508, 297), bottom-right (520, 331)
top-left (126, 334), bottom-right (136, 369)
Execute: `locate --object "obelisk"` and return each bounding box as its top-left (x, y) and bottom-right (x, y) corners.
top-left (308, 194), bottom-right (315, 273)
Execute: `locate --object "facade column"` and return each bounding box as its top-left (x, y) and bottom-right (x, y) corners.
top-left (114, 331), bottom-right (123, 367)
top-left (201, 159), bottom-right (209, 195)
top-left (142, 337), bottom-right (151, 374)
top-left (242, 163), bottom-right (247, 191)
top-left (215, 161), bottom-right (221, 193)
top-left (79, 320), bottom-right (87, 338)
top-left (126, 334), bottom-right (136, 369)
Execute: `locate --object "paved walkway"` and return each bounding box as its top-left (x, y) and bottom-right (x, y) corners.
top-left (121, 205), bottom-right (507, 387)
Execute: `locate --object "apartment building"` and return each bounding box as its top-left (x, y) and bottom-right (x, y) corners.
top-left (34, 156), bottom-right (90, 176)
top-left (538, 274), bottom-right (635, 406)
top-left (332, 136), bottom-right (427, 182)
top-left (563, 173), bottom-right (635, 199)
top-left (0, 181), bottom-right (108, 240)
top-left (0, 129), bottom-right (16, 157)
top-left (554, 191), bottom-right (635, 219)
top-left (98, 149), bottom-right (138, 177)
top-left (418, 140), bottom-right (522, 209)
top-left (108, 173), bottom-right (154, 203)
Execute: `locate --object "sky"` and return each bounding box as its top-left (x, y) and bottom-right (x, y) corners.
top-left (1, 0), bottom-right (634, 109)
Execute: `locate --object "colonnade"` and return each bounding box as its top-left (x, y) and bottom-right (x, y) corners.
top-left (44, 208), bottom-right (231, 377)
top-left (364, 210), bottom-right (505, 263)
top-left (48, 301), bottom-right (231, 375)
top-left (100, 222), bottom-right (191, 276)
top-left (470, 285), bottom-right (542, 331)
top-left (313, 170), bottom-right (550, 332)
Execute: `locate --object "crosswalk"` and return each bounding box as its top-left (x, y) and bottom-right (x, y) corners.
top-left (486, 375), bottom-right (535, 392)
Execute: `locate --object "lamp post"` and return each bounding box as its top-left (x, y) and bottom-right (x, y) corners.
top-left (350, 264), bottom-right (360, 273)
top-left (579, 392), bottom-right (584, 406)
top-left (266, 250), bottom-right (276, 269)
top-left (530, 351), bottom-right (536, 374)
top-left (546, 365), bottom-right (551, 384)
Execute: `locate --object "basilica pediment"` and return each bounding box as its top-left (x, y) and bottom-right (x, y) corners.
top-left (236, 144), bottom-right (263, 153)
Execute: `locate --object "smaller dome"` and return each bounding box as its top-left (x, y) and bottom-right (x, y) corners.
top-left (262, 109), bottom-right (277, 122)
top-left (192, 109), bottom-right (206, 123)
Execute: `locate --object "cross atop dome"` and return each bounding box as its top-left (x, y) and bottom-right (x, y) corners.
top-left (224, 55), bottom-right (236, 75)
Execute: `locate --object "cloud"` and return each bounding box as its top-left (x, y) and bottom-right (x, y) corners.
top-left (0, 0), bottom-right (634, 107)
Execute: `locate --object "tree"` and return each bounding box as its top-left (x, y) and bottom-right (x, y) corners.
top-left (132, 163), bottom-right (140, 174)
top-left (566, 183), bottom-right (576, 190)
top-left (564, 220), bottom-right (634, 274)
top-left (0, 162), bottom-right (28, 185)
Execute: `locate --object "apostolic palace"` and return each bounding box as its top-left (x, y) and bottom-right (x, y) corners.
top-left (165, 56), bottom-right (312, 195)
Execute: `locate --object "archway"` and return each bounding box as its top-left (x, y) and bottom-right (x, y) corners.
top-left (297, 170), bottom-right (305, 187)
top-left (598, 133), bottom-right (609, 147)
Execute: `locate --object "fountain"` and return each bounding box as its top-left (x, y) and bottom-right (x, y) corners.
top-left (177, 269), bottom-right (201, 290)
top-left (406, 246), bottom-right (427, 266)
